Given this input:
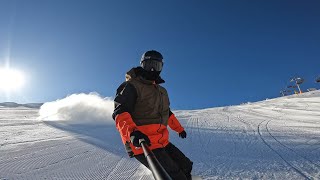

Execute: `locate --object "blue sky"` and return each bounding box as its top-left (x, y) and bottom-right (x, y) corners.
top-left (0, 0), bottom-right (319, 109)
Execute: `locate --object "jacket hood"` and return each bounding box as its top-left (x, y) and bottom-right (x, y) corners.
top-left (125, 67), bottom-right (165, 84)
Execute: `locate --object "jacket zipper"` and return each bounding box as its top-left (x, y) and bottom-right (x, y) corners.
top-left (156, 85), bottom-right (164, 147)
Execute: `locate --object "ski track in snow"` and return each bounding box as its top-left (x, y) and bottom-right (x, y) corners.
top-left (1, 91), bottom-right (320, 179)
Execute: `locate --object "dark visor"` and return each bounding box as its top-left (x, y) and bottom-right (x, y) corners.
top-left (141, 60), bottom-right (163, 71)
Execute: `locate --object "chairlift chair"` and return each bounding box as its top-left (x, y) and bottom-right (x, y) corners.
top-left (296, 78), bottom-right (304, 84)
top-left (287, 85), bottom-right (297, 88)
top-left (307, 88), bottom-right (317, 92)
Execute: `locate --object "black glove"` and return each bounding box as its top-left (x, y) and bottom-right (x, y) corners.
top-left (179, 130), bottom-right (187, 139)
top-left (130, 131), bottom-right (151, 147)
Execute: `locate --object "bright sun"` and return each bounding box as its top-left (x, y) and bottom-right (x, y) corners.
top-left (0, 68), bottom-right (25, 92)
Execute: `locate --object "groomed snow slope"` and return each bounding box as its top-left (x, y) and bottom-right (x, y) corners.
top-left (0, 91), bottom-right (319, 180)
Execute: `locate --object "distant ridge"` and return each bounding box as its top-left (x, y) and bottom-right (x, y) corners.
top-left (0, 102), bottom-right (43, 108)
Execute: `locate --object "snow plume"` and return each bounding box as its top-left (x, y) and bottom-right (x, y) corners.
top-left (38, 93), bottom-right (114, 124)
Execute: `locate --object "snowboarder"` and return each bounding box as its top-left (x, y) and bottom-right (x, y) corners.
top-left (112, 50), bottom-right (193, 180)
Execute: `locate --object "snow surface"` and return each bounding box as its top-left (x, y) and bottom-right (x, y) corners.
top-left (1, 91), bottom-right (320, 180)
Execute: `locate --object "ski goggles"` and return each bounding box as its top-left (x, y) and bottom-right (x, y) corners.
top-left (141, 60), bottom-right (163, 71)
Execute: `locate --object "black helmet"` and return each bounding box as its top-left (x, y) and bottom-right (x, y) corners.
top-left (141, 50), bottom-right (163, 62)
top-left (140, 50), bottom-right (164, 72)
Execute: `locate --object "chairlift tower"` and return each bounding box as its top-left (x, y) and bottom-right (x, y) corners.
top-left (290, 77), bottom-right (304, 94)
top-left (280, 89), bottom-right (292, 96)
top-left (280, 90), bottom-right (285, 97)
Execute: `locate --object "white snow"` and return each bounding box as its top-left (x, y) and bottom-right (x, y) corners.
top-left (38, 92), bottom-right (114, 125)
top-left (1, 91), bottom-right (320, 179)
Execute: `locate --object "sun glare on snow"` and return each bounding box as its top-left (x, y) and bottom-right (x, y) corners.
top-left (0, 68), bottom-right (25, 92)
